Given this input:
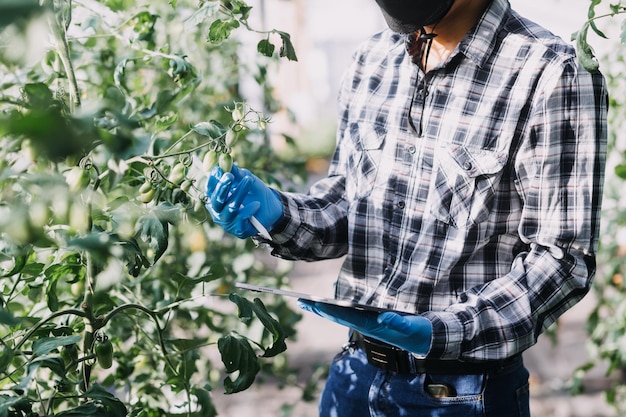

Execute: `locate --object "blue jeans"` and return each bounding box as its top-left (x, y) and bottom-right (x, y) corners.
top-left (319, 347), bottom-right (531, 417)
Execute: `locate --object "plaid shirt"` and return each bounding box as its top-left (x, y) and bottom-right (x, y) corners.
top-left (268, 0), bottom-right (608, 361)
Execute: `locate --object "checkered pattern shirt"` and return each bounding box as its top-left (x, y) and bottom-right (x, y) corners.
top-left (268, 0), bottom-right (608, 361)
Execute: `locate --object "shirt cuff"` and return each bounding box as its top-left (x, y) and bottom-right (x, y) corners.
top-left (421, 311), bottom-right (464, 360)
top-left (263, 192), bottom-right (301, 244)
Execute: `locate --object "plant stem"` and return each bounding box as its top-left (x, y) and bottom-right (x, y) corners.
top-left (101, 303), bottom-right (177, 373)
top-left (13, 309), bottom-right (88, 351)
top-left (47, 11), bottom-right (81, 112)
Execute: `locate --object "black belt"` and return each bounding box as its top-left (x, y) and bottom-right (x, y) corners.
top-left (349, 331), bottom-right (522, 375)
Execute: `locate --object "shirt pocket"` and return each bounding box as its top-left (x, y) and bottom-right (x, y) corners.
top-left (345, 122), bottom-right (386, 199)
top-left (428, 145), bottom-right (507, 228)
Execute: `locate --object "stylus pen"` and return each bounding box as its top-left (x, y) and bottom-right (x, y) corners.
top-left (250, 215), bottom-right (272, 240)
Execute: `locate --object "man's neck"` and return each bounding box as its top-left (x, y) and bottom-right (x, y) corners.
top-left (421, 0), bottom-right (491, 70)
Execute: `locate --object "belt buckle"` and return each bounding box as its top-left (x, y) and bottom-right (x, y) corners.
top-left (362, 336), bottom-right (410, 374)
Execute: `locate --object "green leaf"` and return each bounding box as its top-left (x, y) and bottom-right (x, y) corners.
top-left (120, 237), bottom-right (150, 277)
top-left (277, 31), bottom-right (298, 61)
top-left (574, 22), bottom-right (600, 73)
top-left (0, 345), bottom-right (14, 371)
top-left (191, 120), bottom-right (226, 139)
top-left (173, 263), bottom-right (227, 284)
top-left (0, 394), bottom-right (30, 417)
top-left (228, 294), bottom-right (287, 357)
top-left (32, 335), bottom-right (81, 356)
top-left (0, 309), bottom-right (20, 327)
top-left (252, 298), bottom-right (287, 357)
top-left (184, 2), bottom-right (220, 31)
top-left (137, 211), bottom-right (170, 263)
top-left (165, 338), bottom-right (207, 353)
top-left (21, 261), bottom-right (45, 277)
top-left (217, 333), bottom-right (260, 393)
top-left (229, 293), bottom-right (254, 324)
top-left (45, 275), bottom-right (59, 312)
top-left (84, 384), bottom-right (128, 417)
top-left (132, 11), bottom-right (158, 43)
top-left (257, 39), bottom-right (275, 58)
top-left (0, 254), bottom-right (28, 277)
top-left (615, 163), bottom-right (626, 179)
top-left (155, 112), bottom-right (179, 131)
top-left (0, 0), bottom-right (42, 31)
top-left (54, 402), bottom-right (109, 416)
top-left (68, 232), bottom-right (114, 258)
top-left (207, 19), bottom-right (240, 44)
top-left (23, 83), bottom-right (54, 108)
top-left (231, 0), bottom-right (253, 21)
top-left (113, 58), bottom-right (133, 96)
top-left (193, 386), bottom-right (217, 417)
top-left (153, 202), bottom-right (181, 225)
top-left (25, 355), bottom-right (66, 380)
top-left (7, 108), bottom-right (95, 161)
top-left (45, 257), bottom-right (84, 284)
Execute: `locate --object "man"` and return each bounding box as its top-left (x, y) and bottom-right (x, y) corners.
top-left (206, 0), bottom-right (608, 415)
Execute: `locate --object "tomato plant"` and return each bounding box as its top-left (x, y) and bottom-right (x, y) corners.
top-left (0, 1), bottom-right (308, 416)
top-left (573, 1), bottom-right (626, 414)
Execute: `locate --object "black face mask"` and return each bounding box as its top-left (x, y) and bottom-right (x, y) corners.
top-left (375, 0), bottom-right (455, 33)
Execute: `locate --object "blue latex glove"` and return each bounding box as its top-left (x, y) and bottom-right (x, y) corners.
top-left (298, 300), bottom-right (433, 356)
top-left (205, 164), bottom-right (284, 239)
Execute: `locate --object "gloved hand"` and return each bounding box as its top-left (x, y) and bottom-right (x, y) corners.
top-left (298, 300), bottom-right (433, 356)
top-left (205, 164), bottom-right (284, 239)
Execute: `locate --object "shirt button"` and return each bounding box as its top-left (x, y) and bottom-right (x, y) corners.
top-left (407, 145), bottom-right (416, 154)
top-left (398, 201), bottom-right (406, 209)
top-left (463, 161), bottom-right (473, 171)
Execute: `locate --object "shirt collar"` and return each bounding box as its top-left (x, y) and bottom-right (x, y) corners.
top-left (457, 0), bottom-right (510, 68)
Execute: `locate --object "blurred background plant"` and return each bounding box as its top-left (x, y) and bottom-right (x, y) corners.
top-left (571, 0), bottom-right (626, 414)
top-left (0, 0), bottom-right (311, 416)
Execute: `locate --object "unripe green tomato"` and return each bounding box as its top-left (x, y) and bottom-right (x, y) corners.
top-left (180, 179), bottom-right (192, 193)
top-left (69, 202), bottom-right (89, 233)
top-left (139, 188), bottom-right (155, 204)
top-left (193, 198), bottom-right (205, 214)
top-left (232, 107), bottom-right (244, 122)
top-left (225, 130), bottom-right (238, 146)
top-left (5, 210), bottom-right (36, 244)
top-left (65, 167), bottom-right (90, 192)
top-left (95, 339), bottom-right (113, 369)
top-left (218, 153), bottom-right (233, 172)
top-left (168, 163), bottom-right (187, 185)
top-left (139, 181), bottom-right (153, 194)
top-left (29, 201), bottom-right (51, 229)
top-left (65, 153), bottom-right (81, 167)
top-left (21, 139), bottom-right (37, 162)
top-left (202, 150), bottom-right (219, 172)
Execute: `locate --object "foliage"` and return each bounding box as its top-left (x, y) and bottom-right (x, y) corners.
top-left (572, 1), bottom-right (626, 414)
top-left (0, 0), bottom-right (309, 416)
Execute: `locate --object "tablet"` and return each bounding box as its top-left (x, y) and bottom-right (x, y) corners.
top-left (234, 282), bottom-right (390, 313)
